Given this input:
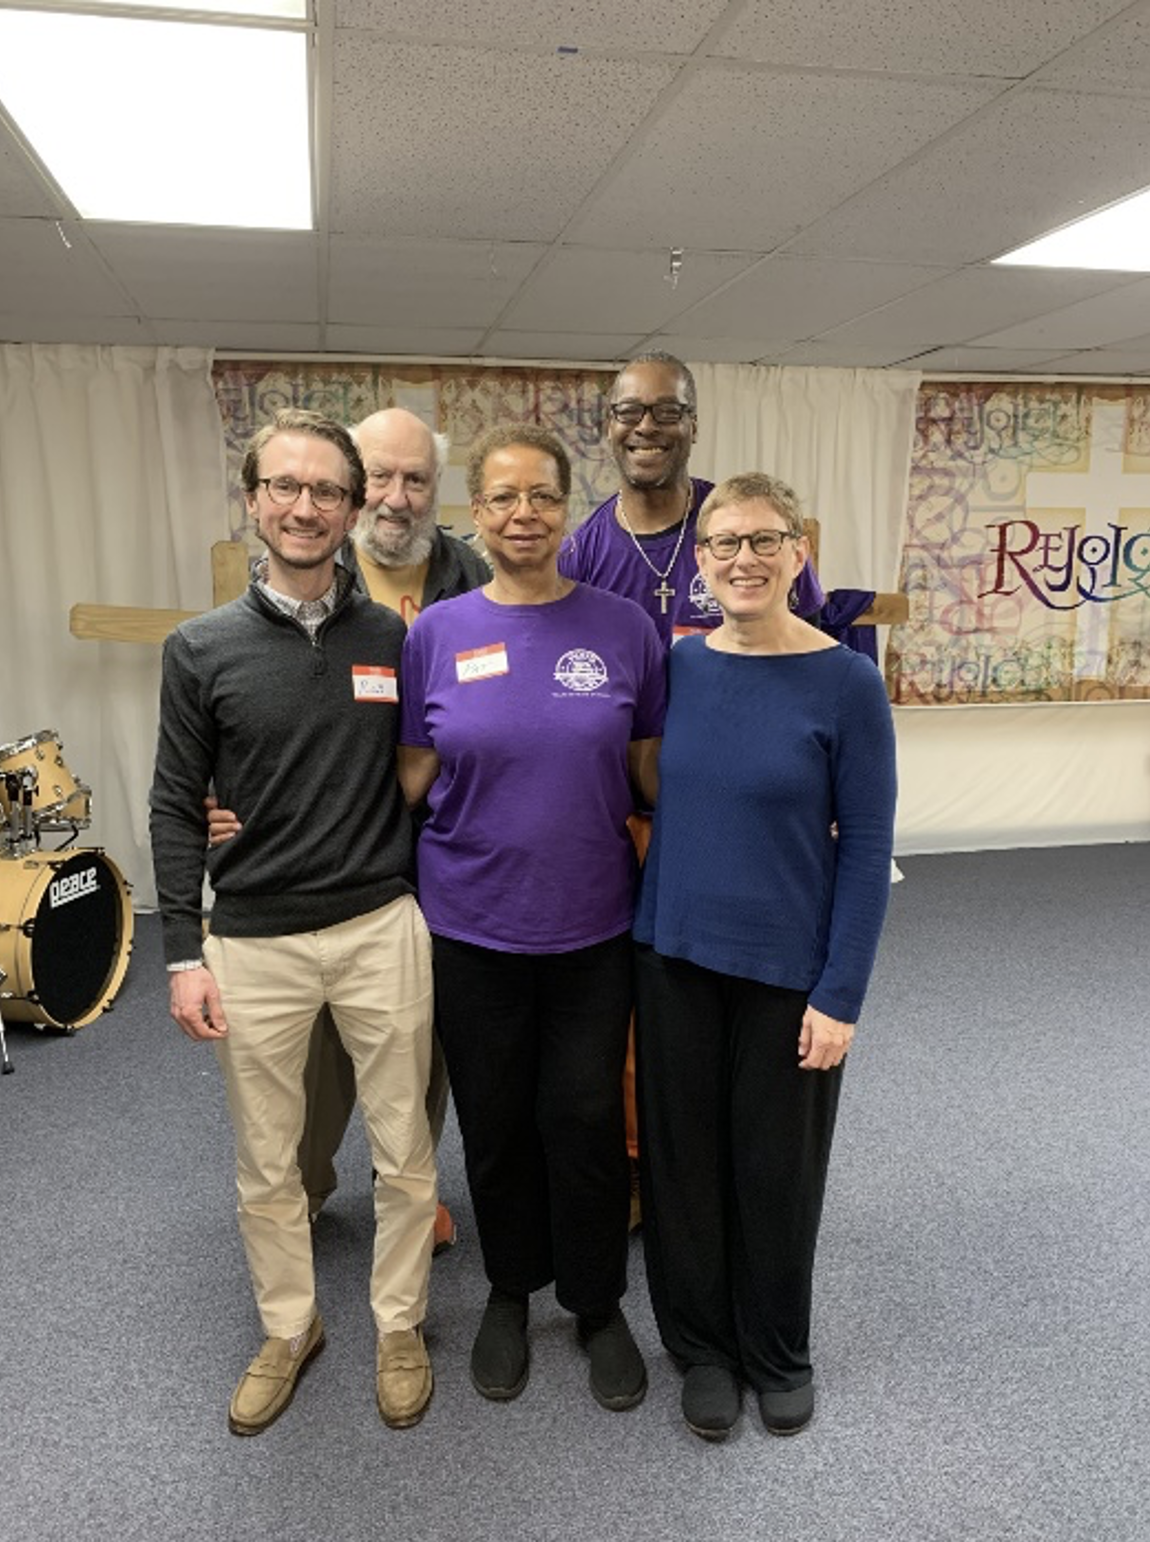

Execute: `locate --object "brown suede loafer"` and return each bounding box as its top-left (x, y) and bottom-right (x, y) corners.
top-left (228, 1314), bottom-right (325, 1436)
top-left (377, 1325), bottom-right (433, 1428)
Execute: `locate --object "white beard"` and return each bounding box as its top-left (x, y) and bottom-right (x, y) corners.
top-left (353, 507), bottom-right (435, 569)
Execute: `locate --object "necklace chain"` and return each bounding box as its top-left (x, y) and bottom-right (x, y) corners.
top-left (615, 479), bottom-right (694, 583)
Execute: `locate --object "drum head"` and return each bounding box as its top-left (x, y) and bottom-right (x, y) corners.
top-left (29, 852), bottom-right (124, 1025)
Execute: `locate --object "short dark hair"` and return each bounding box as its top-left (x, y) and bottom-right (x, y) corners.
top-left (609, 351), bottom-right (697, 413)
top-left (698, 473), bottom-right (804, 540)
top-left (241, 408), bottom-right (366, 509)
top-left (466, 424), bottom-right (572, 499)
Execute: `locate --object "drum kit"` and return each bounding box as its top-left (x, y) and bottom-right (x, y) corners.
top-left (0, 728), bottom-right (134, 1073)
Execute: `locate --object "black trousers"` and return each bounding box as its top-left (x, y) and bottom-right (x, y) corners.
top-left (634, 944), bottom-right (843, 1393)
top-left (433, 932), bottom-right (633, 1317)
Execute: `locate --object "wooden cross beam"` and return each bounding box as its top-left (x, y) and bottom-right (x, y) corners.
top-left (70, 542), bottom-right (250, 644)
top-left (68, 521), bottom-right (907, 646)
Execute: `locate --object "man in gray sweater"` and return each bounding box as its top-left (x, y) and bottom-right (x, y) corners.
top-left (150, 407), bottom-right (436, 1436)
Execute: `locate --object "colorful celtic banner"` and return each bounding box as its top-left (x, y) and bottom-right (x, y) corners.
top-left (887, 383), bottom-right (1150, 704)
top-left (212, 359), bottom-right (617, 548)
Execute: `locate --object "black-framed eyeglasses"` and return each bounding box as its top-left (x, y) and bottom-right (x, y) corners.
top-left (699, 530), bottom-right (797, 559)
top-left (479, 488), bottom-right (566, 515)
top-left (607, 400), bottom-right (695, 427)
top-left (258, 475), bottom-right (350, 513)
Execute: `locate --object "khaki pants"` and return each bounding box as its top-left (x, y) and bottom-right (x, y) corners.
top-left (298, 1012), bottom-right (449, 1210)
top-left (206, 896), bottom-right (436, 1339)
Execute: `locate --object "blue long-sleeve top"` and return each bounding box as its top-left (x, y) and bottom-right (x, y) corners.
top-left (633, 636), bottom-right (897, 1022)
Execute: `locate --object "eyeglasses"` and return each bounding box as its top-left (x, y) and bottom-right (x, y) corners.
top-left (607, 400), bottom-right (694, 427)
top-left (699, 530), bottom-right (797, 559)
top-left (479, 489), bottom-right (566, 516)
top-left (258, 475), bottom-right (350, 513)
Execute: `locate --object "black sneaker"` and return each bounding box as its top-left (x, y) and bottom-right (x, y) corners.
top-left (758, 1382), bottom-right (814, 1436)
top-left (576, 1307), bottom-right (647, 1411)
top-left (682, 1364), bottom-right (740, 1441)
top-left (470, 1288), bottom-right (529, 1401)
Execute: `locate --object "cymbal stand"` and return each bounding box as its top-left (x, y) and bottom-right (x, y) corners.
top-left (0, 966), bottom-right (13, 1074)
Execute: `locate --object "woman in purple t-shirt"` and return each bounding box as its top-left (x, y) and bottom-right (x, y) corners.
top-left (398, 425), bottom-right (665, 1415)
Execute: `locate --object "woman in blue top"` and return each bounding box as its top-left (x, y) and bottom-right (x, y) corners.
top-left (633, 472), bottom-right (897, 1441)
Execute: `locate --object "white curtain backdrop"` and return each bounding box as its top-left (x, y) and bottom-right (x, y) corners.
top-left (690, 364), bottom-right (922, 593)
top-left (0, 344), bottom-right (229, 909)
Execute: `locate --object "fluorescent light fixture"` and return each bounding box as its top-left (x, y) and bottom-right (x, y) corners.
top-left (994, 186), bottom-right (1150, 272)
top-left (0, 11), bottom-right (312, 228)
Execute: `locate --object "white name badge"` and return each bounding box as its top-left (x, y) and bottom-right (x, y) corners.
top-left (456, 644), bottom-right (509, 683)
top-left (352, 665), bottom-right (398, 702)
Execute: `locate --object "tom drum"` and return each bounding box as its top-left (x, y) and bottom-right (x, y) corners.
top-left (0, 729), bottom-right (92, 829)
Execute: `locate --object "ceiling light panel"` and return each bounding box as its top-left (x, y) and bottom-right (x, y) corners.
top-left (0, 10), bottom-right (312, 228)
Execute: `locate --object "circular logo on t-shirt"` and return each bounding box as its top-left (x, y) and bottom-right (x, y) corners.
top-left (554, 649), bottom-right (609, 692)
top-left (690, 572), bottom-right (722, 617)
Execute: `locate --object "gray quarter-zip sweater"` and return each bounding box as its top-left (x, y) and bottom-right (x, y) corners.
top-left (150, 573), bottom-right (413, 966)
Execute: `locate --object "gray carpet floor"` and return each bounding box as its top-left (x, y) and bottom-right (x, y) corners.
top-left (1, 845), bottom-right (1147, 1542)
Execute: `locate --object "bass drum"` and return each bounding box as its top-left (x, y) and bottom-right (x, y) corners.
top-left (0, 850), bottom-right (133, 1028)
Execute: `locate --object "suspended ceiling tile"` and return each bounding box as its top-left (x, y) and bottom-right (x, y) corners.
top-left (155, 320), bottom-right (323, 350)
top-left (773, 340), bottom-right (927, 367)
top-left (324, 323), bottom-right (489, 354)
top-left (792, 87), bottom-right (1150, 265)
top-left (970, 279), bottom-right (1150, 349)
top-left (713, 0), bottom-right (1131, 77)
top-left (649, 335), bottom-right (791, 364)
top-left (480, 330), bottom-right (642, 361)
top-left (83, 227), bottom-right (319, 321)
top-left (909, 345), bottom-right (1074, 373)
top-left (0, 217), bottom-right (132, 313)
top-left (0, 130), bottom-right (59, 217)
top-left (330, 39), bottom-right (677, 241)
top-left (674, 255), bottom-right (942, 341)
top-left (335, 0), bottom-right (730, 53)
top-left (570, 65), bottom-right (999, 250)
top-left (816, 266), bottom-right (1137, 350)
top-left (1041, 11), bottom-right (1150, 90)
top-left (329, 237), bottom-right (546, 327)
top-left (1033, 347), bottom-right (1150, 373)
top-left (0, 312), bottom-right (150, 344)
top-left (500, 248), bottom-right (759, 334)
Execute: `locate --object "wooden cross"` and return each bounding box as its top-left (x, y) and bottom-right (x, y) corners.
top-left (69, 542), bottom-right (251, 644)
top-left (68, 521), bottom-right (907, 646)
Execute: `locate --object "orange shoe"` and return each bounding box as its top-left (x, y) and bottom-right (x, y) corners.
top-left (433, 1203), bottom-right (457, 1256)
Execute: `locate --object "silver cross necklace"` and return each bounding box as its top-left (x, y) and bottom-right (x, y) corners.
top-left (615, 479), bottom-right (695, 614)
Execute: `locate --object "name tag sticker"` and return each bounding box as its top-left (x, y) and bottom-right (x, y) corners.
top-left (352, 665), bottom-right (398, 702)
top-left (672, 625), bottom-right (709, 645)
top-left (456, 644), bottom-right (509, 683)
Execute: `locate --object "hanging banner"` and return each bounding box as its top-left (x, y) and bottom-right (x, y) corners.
top-left (886, 383), bottom-right (1150, 704)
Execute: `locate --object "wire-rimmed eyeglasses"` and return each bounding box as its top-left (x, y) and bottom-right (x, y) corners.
top-left (479, 488), bottom-right (566, 516)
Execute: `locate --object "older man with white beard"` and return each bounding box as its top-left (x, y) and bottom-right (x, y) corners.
top-left (210, 408), bottom-right (488, 1240)
top-left (303, 410), bottom-right (489, 1233)
top-left (346, 408), bottom-right (490, 622)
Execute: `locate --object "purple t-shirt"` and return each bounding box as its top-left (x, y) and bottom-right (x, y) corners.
top-left (559, 478), bottom-right (825, 648)
top-left (400, 584), bottom-right (667, 953)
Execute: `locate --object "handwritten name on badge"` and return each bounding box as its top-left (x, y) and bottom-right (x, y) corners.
top-left (352, 665), bottom-right (398, 703)
top-left (456, 644), bottom-right (509, 683)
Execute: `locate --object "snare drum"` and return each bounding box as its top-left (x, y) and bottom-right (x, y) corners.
top-left (0, 729), bottom-right (92, 829)
top-left (0, 849), bottom-right (133, 1028)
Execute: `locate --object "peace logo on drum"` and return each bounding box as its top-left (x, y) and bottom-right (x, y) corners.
top-left (0, 730), bottom-right (133, 1066)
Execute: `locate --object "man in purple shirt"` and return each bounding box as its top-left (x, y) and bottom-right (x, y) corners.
top-left (559, 352), bottom-right (822, 645)
top-left (558, 353), bottom-right (822, 1216)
